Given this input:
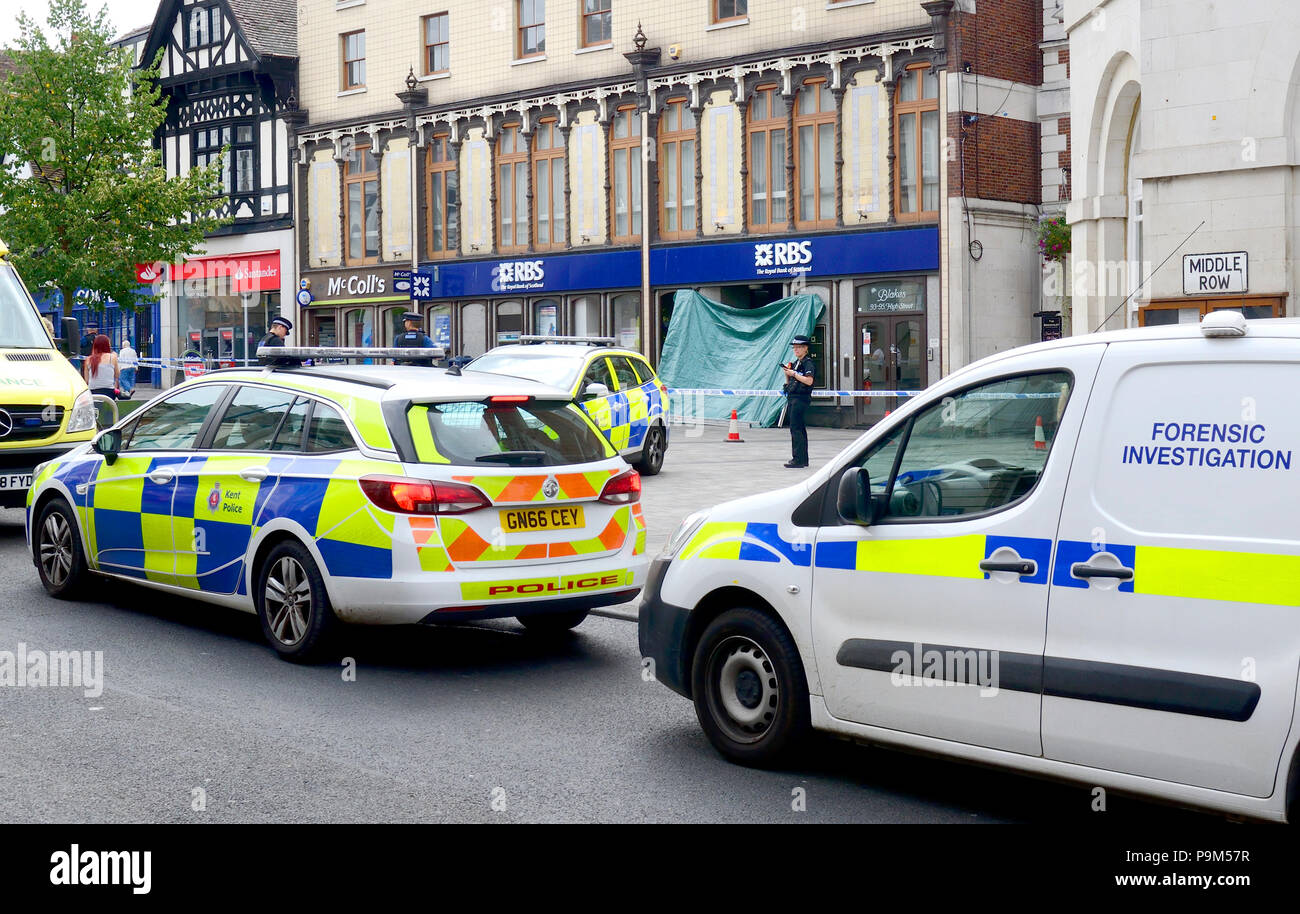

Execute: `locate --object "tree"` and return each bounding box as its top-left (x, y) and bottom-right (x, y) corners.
top-left (0, 0), bottom-right (228, 318)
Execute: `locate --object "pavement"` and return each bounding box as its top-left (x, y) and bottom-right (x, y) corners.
top-left (0, 417), bottom-right (1213, 823)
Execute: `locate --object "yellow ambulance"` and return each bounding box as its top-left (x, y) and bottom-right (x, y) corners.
top-left (0, 241), bottom-right (99, 509)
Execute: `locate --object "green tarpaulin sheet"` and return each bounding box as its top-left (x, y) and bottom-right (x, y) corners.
top-left (658, 290), bottom-right (825, 427)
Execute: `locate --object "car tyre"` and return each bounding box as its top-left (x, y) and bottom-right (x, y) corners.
top-left (517, 609), bottom-right (590, 633)
top-left (636, 423), bottom-right (666, 476)
top-left (692, 607), bottom-right (810, 766)
top-left (34, 498), bottom-right (88, 598)
top-left (256, 540), bottom-right (339, 663)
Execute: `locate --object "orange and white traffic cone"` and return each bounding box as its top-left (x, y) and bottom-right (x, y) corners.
top-left (1033, 415), bottom-right (1047, 450)
top-left (725, 408), bottom-right (744, 443)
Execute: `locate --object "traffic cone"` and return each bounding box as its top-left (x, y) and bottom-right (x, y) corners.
top-left (1033, 415), bottom-right (1047, 450)
top-left (725, 408), bottom-right (745, 443)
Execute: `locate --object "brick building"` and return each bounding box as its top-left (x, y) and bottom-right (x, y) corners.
top-left (284, 0), bottom-right (1052, 424)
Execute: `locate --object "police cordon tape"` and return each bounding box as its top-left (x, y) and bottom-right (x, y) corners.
top-left (663, 388), bottom-right (1062, 400)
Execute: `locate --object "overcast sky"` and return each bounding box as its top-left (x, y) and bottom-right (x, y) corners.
top-left (0, 0), bottom-right (161, 47)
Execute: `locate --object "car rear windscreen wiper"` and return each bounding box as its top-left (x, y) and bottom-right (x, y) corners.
top-left (474, 450), bottom-right (547, 465)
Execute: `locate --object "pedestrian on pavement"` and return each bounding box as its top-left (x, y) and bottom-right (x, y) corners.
top-left (781, 334), bottom-right (816, 468)
top-left (118, 338), bottom-right (138, 399)
top-left (393, 311), bottom-right (437, 366)
top-left (76, 324), bottom-right (96, 374)
top-left (83, 334), bottom-right (119, 399)
top-left (258, 316), bottom-right (301, 367)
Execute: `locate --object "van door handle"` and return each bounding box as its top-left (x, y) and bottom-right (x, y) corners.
top-left (1071, 562), bottom-right (1135, 581)
top-left (239, 467), bottom-right (268, 482)
top-left (979, 559), bottom-right (1037, 576)
top-left (147, 469), bottom-right (174, 485)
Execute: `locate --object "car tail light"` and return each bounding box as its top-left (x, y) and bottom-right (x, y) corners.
top-left (598, 468), bottom-right (641, 505)
top-left (360, 475), bottom-right (490, 515)
top-left (489, 395), bottom-right (531, 404)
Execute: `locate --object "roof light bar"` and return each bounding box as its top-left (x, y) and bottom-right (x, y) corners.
top-left (517, 335), bottom-right (617, 346)
top-left (255, 345), bottom-right (448, 361)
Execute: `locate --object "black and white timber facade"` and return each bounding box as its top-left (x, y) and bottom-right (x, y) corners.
top-left (142, 0), bottom-right (299, 378)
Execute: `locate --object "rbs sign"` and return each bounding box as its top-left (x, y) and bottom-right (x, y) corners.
top-left (1183, 251), bottom-right (1248, 295)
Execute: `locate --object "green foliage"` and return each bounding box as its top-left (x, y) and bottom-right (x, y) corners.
top-left (1037, 213), bottom-right (1071, 264)
top-left (0, 0), bottom-right (229, 312)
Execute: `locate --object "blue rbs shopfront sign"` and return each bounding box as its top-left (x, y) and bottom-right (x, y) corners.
top-left (417, 227), bottom-right (939, 299)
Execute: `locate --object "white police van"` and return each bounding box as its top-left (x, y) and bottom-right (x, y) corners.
top-left (640, 311), bottom-right (1300, 822)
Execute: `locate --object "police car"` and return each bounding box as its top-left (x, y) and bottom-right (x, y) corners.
top-left (465, 336), bottom-right (669, 475)
top-left (640, 311), bottom-right (1300, 822)
top-left (26, 354), bottom-right (649, 661)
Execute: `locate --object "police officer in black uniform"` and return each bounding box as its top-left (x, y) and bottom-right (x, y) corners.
top-left (781, 334), bottom-right (816, 468)
top-left (393, 311), bottom-right (436, 366)
top-left (258, 316), bottom-right (301, 367)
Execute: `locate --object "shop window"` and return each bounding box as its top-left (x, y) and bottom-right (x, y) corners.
top-left (610, 106), bottom-right (642, 242)
top-left (794, 79), bottom-right (835, 228)
top-left (533, 299), bottom-right (560, 336)
top-left (572, 296), bottom-right (601, 337)
top-left (612, 292), bottom-right (640, 351)
top-left (894, 63), bottom-right (939, 222)
top-left (461, 302), bottom-right (487, 357)
top-left (1139, 297), bottom-right (1284, 326)
top-left (497, 125), bottom-right (529, 252)
top-left (426, 134), bottom-right (458, 260)
top-left (658, 99), bottom-right (696, 240)
top-left (582, 0), bottom-right (611, 46)
top-left (422, 13), bottom-right (449, 76)
top-left (533, 120), bottom-right (566, 250)
top-left (747, 86), bottom-right (787, 232)
top-left (713, 0), bottom-right (747, 23)
top-left (341, 31), bottom-right (366, 91)
top-left (344, 143), bottom-right (379, 265)
top-left (343, 308), bottom-right (375, 347)
top-left (496, 300), bottom-right (523, 345)
top-left (428, 304), bottom-right (452, 351)
top-left (517, 0), bottom-right (545, 59)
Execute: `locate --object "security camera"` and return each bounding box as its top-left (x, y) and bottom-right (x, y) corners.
top-left (667, 44), bottom-right (681, 61)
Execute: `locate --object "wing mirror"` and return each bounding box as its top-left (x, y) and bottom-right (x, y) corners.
top-left (836, 466), bottom-right (874, 526)
top-left (582, 382), bottom-right (610, 401)
top-left (93, 428), bottom-right (122, 465)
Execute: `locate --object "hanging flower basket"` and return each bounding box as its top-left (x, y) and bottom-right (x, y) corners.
top-left (1037, 214), bottom-right (1071, 264)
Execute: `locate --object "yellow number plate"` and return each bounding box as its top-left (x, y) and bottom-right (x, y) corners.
top-left (500, 506), bottom-right (586, 532)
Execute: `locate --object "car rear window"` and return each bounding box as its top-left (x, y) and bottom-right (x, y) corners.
top-left (410, 401), bottom-right (613, 466)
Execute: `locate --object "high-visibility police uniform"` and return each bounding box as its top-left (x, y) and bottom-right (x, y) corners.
top-left (259, 316), bottom-right (300, 367)
top-left (783, 334), bottom-right (815, 468)
top-left (394, 311), bottom-right (436, 366)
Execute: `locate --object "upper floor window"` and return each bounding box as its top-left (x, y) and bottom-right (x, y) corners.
top-left (713, 0), bottom-right (747, 23)
top-left (895, 63), bottom-right (939, 221)
top-left (658, 98), bottom-right (696, 240)
top-left (497, 125), bottom-right (529, 252)
top-left (341, 31), bottom-right (366, 90)
top-left (610, 105), bottom-right (641, 242)
top-left (427, 134), bottom-right (458, 259)
top-left (344, 143), bottom-right (379, 264)
top-left (582, 0), bottom-right (611, 46)
top-left (517, 0), bottom-right (545, 59)
top-left (194, 124), bottom-right (255, 199)
top-left (533, 120), bottom-right (565, 250)
top-left (794, 79), bottom-right (836, 228)
top-left (747, 86), bottom-right (787, 232)
top-left (186, 6), bottom-right (218, 49)
top-left (422, 13), bottom-right (449, 75)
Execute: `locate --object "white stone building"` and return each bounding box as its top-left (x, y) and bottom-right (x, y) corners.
top-left (1066, 0), bottom-right (1299, 332)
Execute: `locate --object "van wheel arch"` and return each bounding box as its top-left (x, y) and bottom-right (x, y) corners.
top-left (682, 587), bottom-right (789, 700)
top-left (1286, 744), bottom-right (1300, 824)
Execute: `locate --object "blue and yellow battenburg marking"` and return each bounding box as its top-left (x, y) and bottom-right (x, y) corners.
top-left (579, 363), bottom-right (664, 452)
top-left (681, 520), bottom-right (1300, 609)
